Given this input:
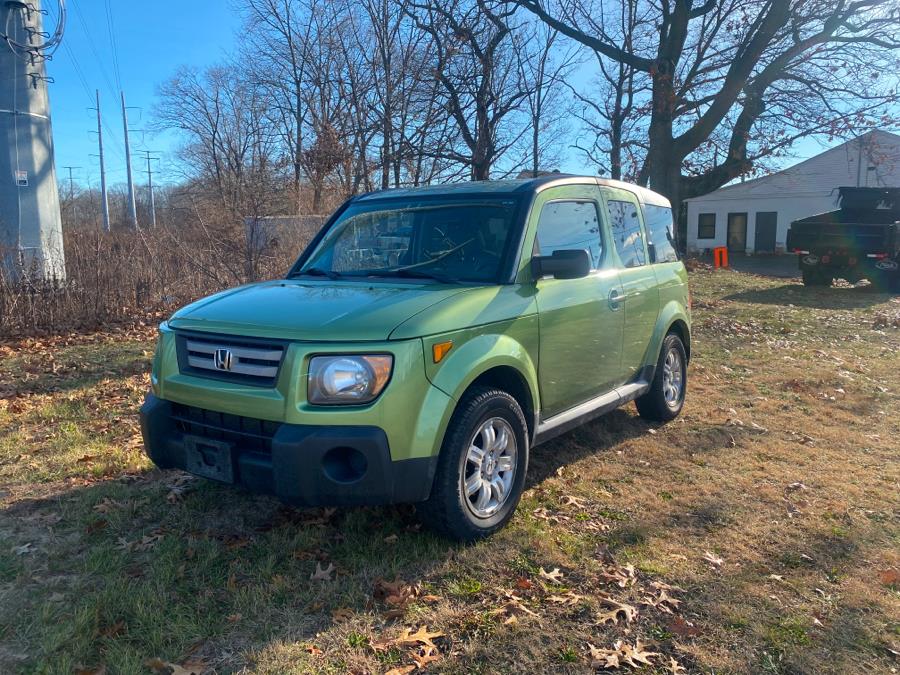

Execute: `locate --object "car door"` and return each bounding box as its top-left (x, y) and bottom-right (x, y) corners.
top-left (600, 187), bottom-right (660, 382)
top-left (529, 186), bottom-right (625, 418)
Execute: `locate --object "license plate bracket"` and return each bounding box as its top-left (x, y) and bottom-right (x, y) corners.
top-left (183, 435), bottom-right (234, 483)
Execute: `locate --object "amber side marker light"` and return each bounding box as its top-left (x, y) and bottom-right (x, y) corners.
top-left (433, 340), bottom-right (453, 363)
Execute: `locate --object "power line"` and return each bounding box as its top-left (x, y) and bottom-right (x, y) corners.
top-left (103, 0), bottom-right (121, 91)
top-left (69, 0), bottom-right (118, 98)
top-left (59, 39), bottom-right (127, 162)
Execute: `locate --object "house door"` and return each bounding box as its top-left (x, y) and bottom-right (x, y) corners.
top-left (727, 213), bottom-right (747, 252)
top-left (755, 212), bottom-right (777, 252)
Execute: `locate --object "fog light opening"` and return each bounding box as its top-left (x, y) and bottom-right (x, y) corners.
top-left (321, 446), bottom-right (368, 484)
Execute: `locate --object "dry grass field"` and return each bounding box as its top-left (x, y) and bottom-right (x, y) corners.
top-left (1, 268), bottom-right (898, 675)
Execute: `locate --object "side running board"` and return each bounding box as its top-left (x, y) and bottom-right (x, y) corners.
top-left (533, 379), bottom-right (651, 446)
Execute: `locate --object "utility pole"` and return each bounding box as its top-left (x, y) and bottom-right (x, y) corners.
top-left (62, 166), bottom-right (81, 222)
top-left (0, 0), bottom-right (66, 280)
top-left (91, 90), bottom-right (111, 233)
top-left (142, 150), bottom-right (160, 227)
top-left (121, 91), bottom-right (138, 228)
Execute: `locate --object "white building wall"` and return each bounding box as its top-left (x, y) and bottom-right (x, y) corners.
top-left (686, 193), bottom-right (840, 253)
top-left (684, 131), bottom-right (900, 254)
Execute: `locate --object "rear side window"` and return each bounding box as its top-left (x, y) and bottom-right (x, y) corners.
top-left (608, 200), bottom-right (646, 268)
top-left (643, 204), bottom-right (679, 263)
top-left (535, 200), bottom-right (603, 269)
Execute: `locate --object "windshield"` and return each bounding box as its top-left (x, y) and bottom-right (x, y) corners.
top-left (294, 196), bottom-right (522, 283)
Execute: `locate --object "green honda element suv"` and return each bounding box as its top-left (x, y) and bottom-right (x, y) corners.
top-left (141, 175), bottom-right (690, 541)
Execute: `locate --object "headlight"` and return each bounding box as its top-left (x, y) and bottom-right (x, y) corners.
top-left (308, 355), bottom-right (393, 405)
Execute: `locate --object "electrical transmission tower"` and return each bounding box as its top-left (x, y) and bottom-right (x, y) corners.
top-left (142, 150), bottom-right (159, 227)
top-left (120, 91), bottom-right (138, 228)
top-left (0, 0), bottom-right (67, 281)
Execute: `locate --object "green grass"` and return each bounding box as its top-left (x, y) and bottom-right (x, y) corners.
top-left (1, 269), bottom-right (898, 674)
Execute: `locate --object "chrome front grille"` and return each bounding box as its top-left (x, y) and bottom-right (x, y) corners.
top-left (175, 332), bottom-right (285, 386)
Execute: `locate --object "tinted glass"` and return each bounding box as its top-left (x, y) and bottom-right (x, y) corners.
top-left (535, 200), bottom-right (602, 269)
top-left (608, 199), bottom-right (646, 268)
top-left (299, 197), bottom-right (520, 282)
top-left (644, 204), bottom-right (678, 263)
top-left (698, 213), bottom-right (716, 239)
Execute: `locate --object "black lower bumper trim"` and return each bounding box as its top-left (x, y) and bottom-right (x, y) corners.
top-left (139, 394), bottom-right (436, 506)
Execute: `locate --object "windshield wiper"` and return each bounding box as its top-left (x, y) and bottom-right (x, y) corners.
top-left (292, 267), bottom-right (341, 280)
top-left (368, 268), bottom-right (461, 284)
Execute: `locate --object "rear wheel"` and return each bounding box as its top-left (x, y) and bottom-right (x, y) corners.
top-left (418, 387), bottom-right (529, 542)
top-left (802, 269), bottom-right (831, 287)
top-left (636, 333), bottom-right (687, 422)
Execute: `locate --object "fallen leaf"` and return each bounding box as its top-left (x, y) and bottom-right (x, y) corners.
top-left (410, 644), bottom-right (441, 669)
top-left (144, 657), bottom-right (207, 675)
top-left (383, 534), bottom-right (399, 544)
top-left (487, 593), bottom-right (539, 624)
top-left (331, 607), bottom-right (354, 623)
top-left (600, 564), bottom-right (636, 588)
top-left (667, 616), bottom-right (701, 638)
top-left (226, 613), bottom-right (242, 623)
top-left (561, 495), bottom-right (587, 508)
top-left (310, 562), bottom-right (335, 581)
top-left (702, 551), bottom-right (724, 567)
top-left (596, 595), bottom-right (638, 625)
top-left (640, 588), bottom-right (681, 614)
top-left (539, 567), bottom-right (564, 583)
top-left (878, 568), bottom-right (900, 586)
top-left (93, 498), bottom-right (126, 513)
top-left (393, 625), bottom-right (444, 649)
top-left (668, 656), bottom-right (687, 674)
top-left (383, 667), bottom-right (415, 675)
top-left (12, 542), bottom-right (33, 555)
top-left (547, 591), bottom-right (584, 606)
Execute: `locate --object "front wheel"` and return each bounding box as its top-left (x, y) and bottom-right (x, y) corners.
top-left (636, 333), bottom-right (687, 422)
top-left (418, 387), bottom-right (529, 542)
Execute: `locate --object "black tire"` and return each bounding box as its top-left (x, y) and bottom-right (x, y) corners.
top-left (635, 333), bottom-right (687, 422)
top-left (418, 387), bottom-right (529, 542)
top-left (802, 269), bottom-right (831, 287)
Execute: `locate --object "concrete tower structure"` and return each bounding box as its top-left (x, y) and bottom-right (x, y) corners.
top-left (0, 0), bottom-right (65, 280)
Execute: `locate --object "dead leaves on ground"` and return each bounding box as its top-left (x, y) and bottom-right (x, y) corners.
top-left (589, 639), bottom-right (660, 670)
top-left (372, 577), bottom-right (442, 620)
top-left (373, 625), bottom-right (446, 674)
top-left (310, 561), bottom-right (335, 581)
top-left (144, 657), bottom-right (208, 675)
top-left (539, 566), bottom-right (565, 583)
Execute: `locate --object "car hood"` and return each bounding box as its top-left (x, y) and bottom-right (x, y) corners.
top-left (167, 279), bottom-right (473, 342)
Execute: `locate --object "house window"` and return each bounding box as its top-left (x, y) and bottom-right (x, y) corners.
top-left (698, 213), bottom-right (716, 239)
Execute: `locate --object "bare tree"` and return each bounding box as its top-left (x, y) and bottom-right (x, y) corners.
top-left (516, 0), bottom-right (900, 212)
top-left (406, 0), bottom-right (534, 180)
top-left (518, 21), bottom-right (576, 177)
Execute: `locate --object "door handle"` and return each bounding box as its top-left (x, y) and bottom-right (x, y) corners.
top-left (608, 288), bottom-right (623, 310)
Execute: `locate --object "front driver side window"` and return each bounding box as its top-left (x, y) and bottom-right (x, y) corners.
top-left (535, 200), bottom-right (603, 269)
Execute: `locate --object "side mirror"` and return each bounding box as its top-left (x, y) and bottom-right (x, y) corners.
top-left (532, 249), bottom-right (591, 280)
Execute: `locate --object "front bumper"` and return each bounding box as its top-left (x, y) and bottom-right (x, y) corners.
top-left (140, 393), bottom-right (437, 506)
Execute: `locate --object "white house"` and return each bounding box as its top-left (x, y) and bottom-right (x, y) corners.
top-left (685, 130), bottom-right (900, 254)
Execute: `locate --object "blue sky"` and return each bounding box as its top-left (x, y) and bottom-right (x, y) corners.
top-left (48, 0), bottom-right (240, 191)
top-left (46, 0), bottom-right (853, 193)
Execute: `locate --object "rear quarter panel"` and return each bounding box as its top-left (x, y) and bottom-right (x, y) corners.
top-left (645, 262), bottom-right (691, 367)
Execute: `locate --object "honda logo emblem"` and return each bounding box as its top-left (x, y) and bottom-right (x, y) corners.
top-left (214, 348), bottom-right (234, 371)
